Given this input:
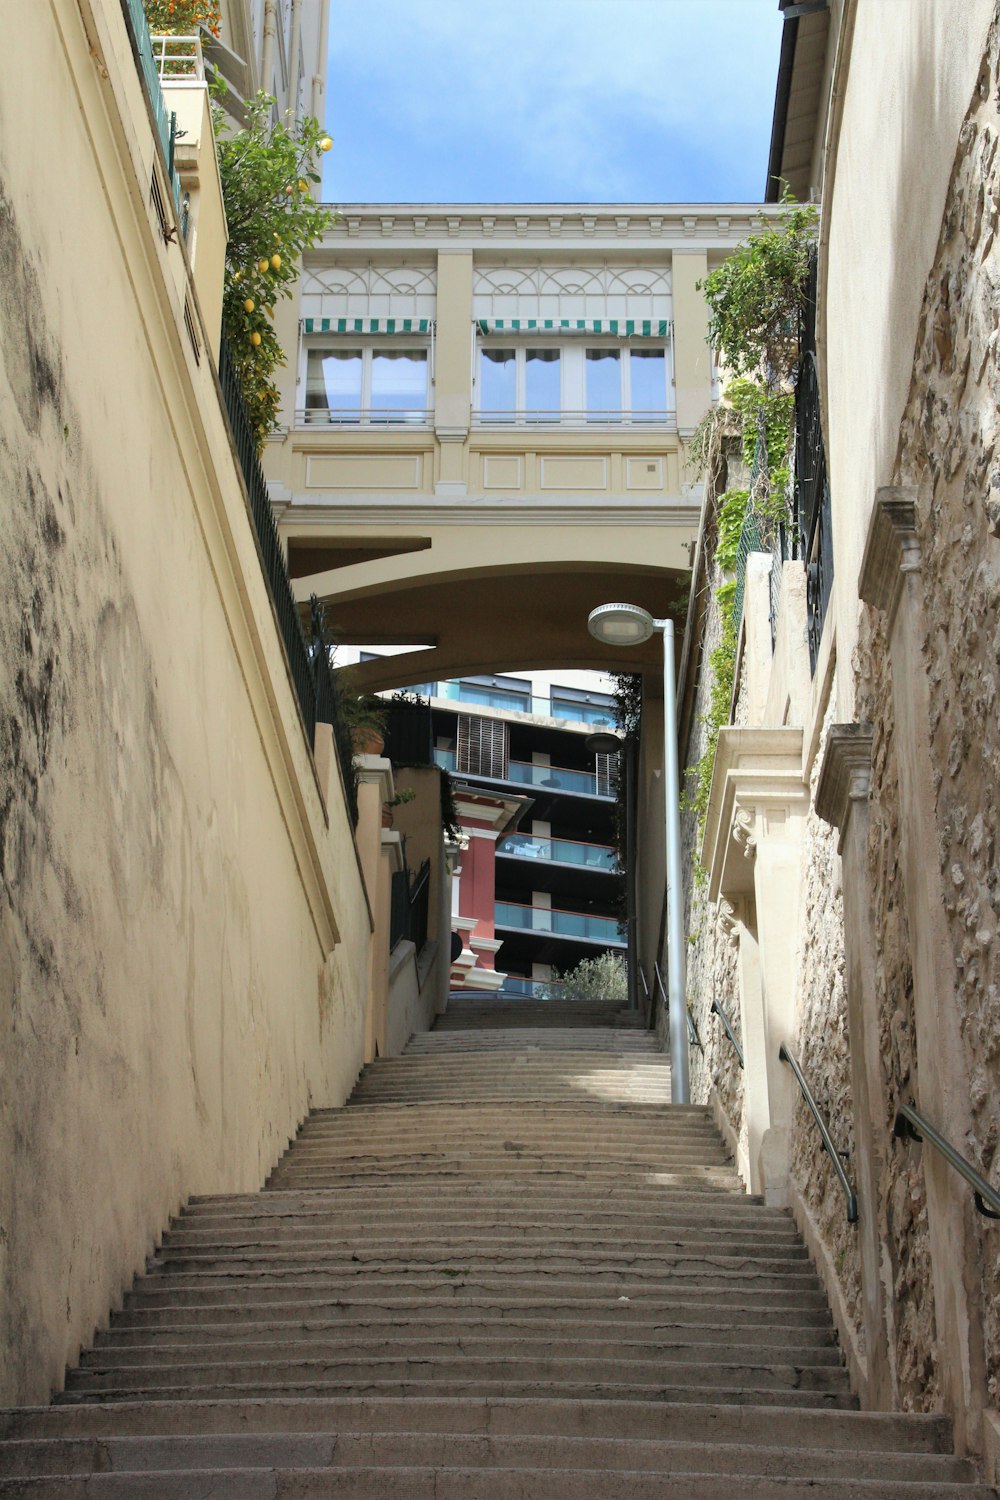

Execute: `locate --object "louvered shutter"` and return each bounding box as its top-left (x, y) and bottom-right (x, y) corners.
top-left (457, 715), bottom-right (509, 778)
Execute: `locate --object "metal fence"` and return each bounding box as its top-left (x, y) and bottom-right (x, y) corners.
top-left (390, 858), bottom-right (431, 953)
top-left (119, 0), bottom-right (183, 209)
top-left (217, 336), bottom-right (357, 824)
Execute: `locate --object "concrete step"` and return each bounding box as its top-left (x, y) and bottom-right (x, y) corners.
top-left (159, 1224), bottom-right (805, 1255)
top-left (183, 1183), bottom-right (784, 1217)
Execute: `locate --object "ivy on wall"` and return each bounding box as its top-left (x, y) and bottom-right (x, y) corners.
top-left (683, 190), bottom-right (817, 838)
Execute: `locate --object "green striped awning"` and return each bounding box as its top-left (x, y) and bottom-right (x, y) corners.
top-left (476, 318), bottom-right (669, 338)
top-left (302, 317), bottom-right (431, 334)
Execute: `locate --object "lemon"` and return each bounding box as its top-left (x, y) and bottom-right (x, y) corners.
top-left (298, 178), bottom-right (309, 192)
top-left (250, 331), bottom-right (262, 347)
top-left (270, 253), bottom-right (282, 271)
top-left (243, 297), bottom-right (255, 313)
top-left (319, 136), bottom-right (332, 151)
top-left (257, 258), bottom-right (269, 273)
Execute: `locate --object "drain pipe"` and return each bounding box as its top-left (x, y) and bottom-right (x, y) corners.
top-left (260, 0), bottom-right (278, 97)
top-left (311, 0), bottom-right (330, 125)
top-left (287, 0), bottom-right (302, 122)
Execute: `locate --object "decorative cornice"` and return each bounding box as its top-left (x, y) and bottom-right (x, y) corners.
top-left (815, 722), bottom-right (874, 848)
top-left (314, 203), bottom-right (777, 252)
top-left (717, 898), bottom-right (740, 946)
top-left (285, 497), bottom-right (702, 530)
top-left (858, 486), bottom-right (921, 622)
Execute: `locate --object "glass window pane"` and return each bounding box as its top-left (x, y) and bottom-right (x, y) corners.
top-left (585, 348), bottom-right (621, 419)
top-left (306, 349), bottom-right (362, 421)
top-left (480, 348), bottom-right (516, 412)
top-left (630, 347), bottom-right (666, 418)
top-left (370, 349), bottom-right (427, 421)
top-left (525, 348), bottom-right (560, 416)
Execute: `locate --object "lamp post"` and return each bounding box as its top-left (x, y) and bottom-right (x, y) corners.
top-left (587, 603), bottom-right (690, 1105)
top-left (585, 728), bottom-right (638, 1016)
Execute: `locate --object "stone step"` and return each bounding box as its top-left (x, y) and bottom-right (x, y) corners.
top-left (54, 1379), bottom-right (859, 1411)
top-left (263, 1165), bottom-right (741, 1188)
top-left (0, 1429), bottom-right (978, 1485)
top-left (183, 1184), bottom-right (782, 1216)
top-left (159, 1224), bottom-right (804, 1254)
top-left (5, 1464), bottom-right (989, 1498)
top-left (145, 1244), bottom-right (814, 1277)
top-left (110, 1292), bottom-right (836, 1328)
top-left (95, 1316), bottom-right (838, 1350)
top-left (122, 1276), bottom-right (834, 1310)
top-left (0, 1396), bottom-right (956, 1452)
top-left (80, 1338), bottom-right (843, 1373)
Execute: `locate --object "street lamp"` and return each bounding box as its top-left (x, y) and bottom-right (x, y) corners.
top-left (587, 603), bottom-right (691, 1105)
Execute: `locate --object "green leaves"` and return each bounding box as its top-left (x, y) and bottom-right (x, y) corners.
top-left (213, 91), bottom-right (335, 445)
top-left (699, 189), bottom-right (817, 386)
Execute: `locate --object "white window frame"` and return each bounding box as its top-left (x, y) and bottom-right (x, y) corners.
top-left (299, 337), bottom-right (432, 426)
top-left (474, 337), bottom-right (674, 427)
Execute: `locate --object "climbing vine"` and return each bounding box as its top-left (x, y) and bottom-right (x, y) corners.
top-left (684, 190), bottom-right (816, 836)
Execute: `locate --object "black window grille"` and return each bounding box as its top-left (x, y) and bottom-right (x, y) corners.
top-left (796, 252), bottom-right (834, 671)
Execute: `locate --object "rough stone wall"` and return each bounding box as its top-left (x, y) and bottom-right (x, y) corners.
top-left (855, 612), bottom-right (941, 1408)
top-left (787, 714), bottom-right (862, 1351)
top-left (682, 559), bottom-right (745, 1153)
top-left (888, 20), bottom-right (1000, 1403)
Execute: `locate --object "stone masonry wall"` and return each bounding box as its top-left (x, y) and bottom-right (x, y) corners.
top-left (888, 18), bottom-right (1000, 1403)
top-left (787, 714), bottom-right (863, 1355)
top-left (682, 557), bottom-right (745, 1159)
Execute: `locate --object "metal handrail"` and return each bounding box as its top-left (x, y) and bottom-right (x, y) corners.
top-left (652, 961), bottom-right (703, 1053)
top-left (894, 1103), bottom-right (1000, 1221)
top-left (780, 1043), bottom-right (858, 1223)
top-left (711, 999), bottom-right (744, 1069)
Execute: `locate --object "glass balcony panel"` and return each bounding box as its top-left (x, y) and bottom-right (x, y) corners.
top-left (506, 761), bottom-right (601, 795)
top-left (432, 746), bottom-right (456, 770)
top-left (495, 902), bottom-right (623, 942)
top-left (497, 833), bottom-right (617, 870)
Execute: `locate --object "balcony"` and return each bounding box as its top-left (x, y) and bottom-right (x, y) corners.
top-left (497, 833), bottom-right (618, 872)
top-left (296, 407), bottom-right (433, 428)
top-left (152, 32), bottom-right (205, 80)
top-left (495, 901), bottom-right (624, 945)
top-left (433, 747), bottom-right (611, 799)
top-left (472, 408), bottom-right (674, 428)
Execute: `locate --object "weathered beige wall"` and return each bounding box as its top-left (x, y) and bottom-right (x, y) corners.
top-left (0, 0), bottom-right (369, 1405)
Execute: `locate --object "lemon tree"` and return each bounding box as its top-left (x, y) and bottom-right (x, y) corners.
top-left (213, 91), bottom-right (335, 444)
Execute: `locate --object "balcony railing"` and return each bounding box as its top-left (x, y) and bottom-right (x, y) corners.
top-left (433, 746), bottom-right (457, 771)
top-left (152, 32), bottom-right (205, 80)
top-left (472, 409), bottom-right (675, 428)
top-left (495, 901), bottom-right (624, 944)
top-left (497, 832), bottom-right (618, 872)
top-left (506, 761), bottom-right (609, 797)
top-left (297, 407), bottom-right (433, 427)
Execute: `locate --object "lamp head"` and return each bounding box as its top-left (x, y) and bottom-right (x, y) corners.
top-left (585, 729), bottom-right (623, 756)
top-left (587, 602), bottom-right (656, 646)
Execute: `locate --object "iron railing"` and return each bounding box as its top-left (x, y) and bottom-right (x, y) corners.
top-left (796, 251), bottom-right (834, 672)
top-left (119, 0), bottom-right (182, 209)
top-left (780, 1042), bottom-right (858, 1223)
top-left (217, 337), bottom-right (357, 823)
top-left (711, 998), bottom-right (745, 1069)
top-left (390, 857), bottom-right (431, 953)
top-left (894, 1104), bottom-right (1000, 1221)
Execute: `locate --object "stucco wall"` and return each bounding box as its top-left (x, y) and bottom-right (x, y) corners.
top-left (823, 0), bottom-right (996, 712)
top-left (0, 0), bottom-right (369, 1405)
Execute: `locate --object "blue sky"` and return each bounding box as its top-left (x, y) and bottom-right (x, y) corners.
top-left (320, 0), bottom-right (784, 205)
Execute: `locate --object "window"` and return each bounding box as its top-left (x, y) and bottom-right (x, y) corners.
top-left (476, 340), bottom-right (671, 425)
top-left (304, 344), bottom-right (428, 424)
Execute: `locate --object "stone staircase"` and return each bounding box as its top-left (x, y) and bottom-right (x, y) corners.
top-left (0, 1000), bottom-right (992, 1495)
